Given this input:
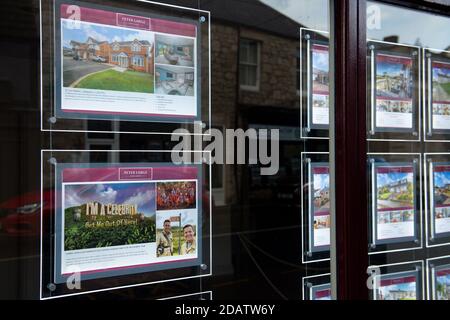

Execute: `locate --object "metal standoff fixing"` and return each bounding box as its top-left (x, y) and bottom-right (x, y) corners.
top-left (47, 283), bottom-right (56, 292)
top-left (48, 157), bottom-right (57, 165)
top-left (200, 263), bottom-right (208, 270)
top-left (199, 16), bottom-right (206, 23)
top-left (48, 117), bottom-right (57, 124)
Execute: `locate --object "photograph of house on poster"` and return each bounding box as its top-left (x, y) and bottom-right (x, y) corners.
top-left (375, 54), bottom-right (414, 129)
top-left (63, 22), bottom-right (155, 93)
top-left (56, 2), bottom-right (199, 120)
top-left (376, 275), bottom-right (417, 300)
top-left (432, 61), bottom-right (450, 130)
top-left (312, 165), bottom-right (330, 249)
top-left (433, 165), bottom-right (450, 235)
top-left (435, 268), bottom-right (450, 300)
top-left (311, 45), bottom-right (330, 126)
top-left (375, 165), bottom-right (415, 242)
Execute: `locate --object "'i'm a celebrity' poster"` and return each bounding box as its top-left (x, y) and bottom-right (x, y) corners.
top-left (55, 164), bottom-right (201, 283)
top-left (432, 61), bottom-right (450, 130)
top-left (56, 0), bottom-right (199, 122)
top-left (375, 54), bottom-right (414, 130)
top-left (375, 165), bottom-right (415, 243)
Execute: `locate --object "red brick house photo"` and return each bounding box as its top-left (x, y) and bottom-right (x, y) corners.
top-left (70, 37), bottom-right (154, 74)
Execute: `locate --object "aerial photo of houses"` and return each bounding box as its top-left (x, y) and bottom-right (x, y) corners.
top-left (376, 55), bottom-right (413, 101)
top-left (433, 62), bottom-right (450, 103)
top-left (62, 20), bottom-right (155, 93)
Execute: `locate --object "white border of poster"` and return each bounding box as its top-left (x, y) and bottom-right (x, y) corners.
top-left (423, 47), bottom-right (450, 142)
top-left (424, 153), bottom-right (450, 248)
top-left (300, 152), bottom-right (330, 264)
top-left (367, 40), bottom-right (421, 142)
top-left (367, 153), bottom-right (423, 255)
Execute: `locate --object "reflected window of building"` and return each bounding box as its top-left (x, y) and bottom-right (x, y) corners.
top-left (239, 39), bottom-right (260, 90)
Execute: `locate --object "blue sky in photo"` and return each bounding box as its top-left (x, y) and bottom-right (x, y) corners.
top-left (156, 210), bottom-right (197, 229)
top-left (61, 20), bottom-right (153, 48)
top-left (377, 171), bottom-right (413, 188)
top-left (433, 66), bottom-right (450, 81)
top-left (314, 173), bottom-right (329, 190)
top-left (437, 274), bottom-right (450, 286)
top-left (434, 171), bottom-right (450, 188)
top-left (64, 182), bottom-right (156, 216)
top-left (381, 281), bottom-right (416, 294)
top-left (312, 50), bottom-right (329, 72)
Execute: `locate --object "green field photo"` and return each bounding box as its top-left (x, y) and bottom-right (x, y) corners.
top-left (75, 69), bottom-right (154, 93)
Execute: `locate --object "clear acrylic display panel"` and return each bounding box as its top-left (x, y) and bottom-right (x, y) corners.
top-left (367, 153), bottom-right (422, 254)
top-left (367, 41), bottom-right (421, 142)
top-left (40, 0), bottom-right (211, 135)
top-left (301, 152), bottom-right (330, 263)
top-left (424, 153), bottom-right (450, 248)
top-left (300, 28), bottom-right (330, 140)
top-left (302, 273), bottom-right (331, 300)
top-left (368, 260), bottom-right (424, 300)
top-left (40, 150), bottom-right (211, 299)
top-left (423, 48), bottom-right (450, 142)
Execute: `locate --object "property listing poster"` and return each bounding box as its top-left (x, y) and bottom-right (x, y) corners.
top-left (55, 164), bottom-right (200, 282)
top-left (376, 165), bottom-right (415, 242)
top-left (375, 54), bottom-right (414, 130)
top-left (311, 45), bottom-right (330, 127)
top-left (433, 164), bottom-right (450, 236)
top-left (432, 61), bottom-right (450, 130)
top-left (434, 266), bottom-right (450, 300)
top-left (376, 273), bottom-right (418, 300)
top-left (311, 285), bottom-right (332, 300)
top-left (311, 165), bottom-right (330, 249)
top-left (57, 1), bottom-right (198, 121)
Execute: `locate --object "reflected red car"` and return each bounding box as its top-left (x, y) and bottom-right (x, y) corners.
top-left (0, 190), bottom-right (54, 237)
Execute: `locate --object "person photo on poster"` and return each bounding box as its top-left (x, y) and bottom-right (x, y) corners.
top-left (311, 44), bottom-right (330, 127)
top-left (375, 165), bottom-right (415, 243)
top-left (434, 266), bottom-right (450, 300)
top-left (433, 164), bottom-right (450, 236)
top-left (375, 272), bottom-right (418, 300)
top-left (56, 164), bottom-right (200, 283)
top-left (375, 54), bottom-right (414, 130)
top-left (311, 165), bottom-right (330, 250)
top-left (57, 0), bottom-right (198, 121)
top-left (432, 61), bottom-right (450, 130)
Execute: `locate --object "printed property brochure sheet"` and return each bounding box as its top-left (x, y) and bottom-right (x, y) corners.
top-left (375, 164), bottom-right (415, 243)
top-left (311, 44), bottom-right (330, 127)
top-left (432, 164), bottom-right (450, 237)
top-left (54, 164), bottom-right (201, 282)
top-left (56, 0), bottom-right (198, 121)
top-left (433, 265), bottom-right (450, 300)
top-left (432, 61), bottom-right (450, 130)
top-left (311, 164), bottom-right (330, 250)
top-left (375, 53), bottom-right (414, 130)
top-left (375, 271), bottom-right (418, 300)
